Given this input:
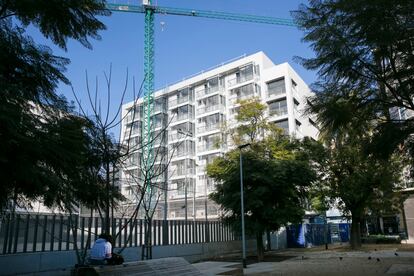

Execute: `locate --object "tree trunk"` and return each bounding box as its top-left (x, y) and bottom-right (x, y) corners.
top-left (256, 232), bottom-right (264, 262)
top-left (266, 230), bottom-right (271, 251)
top-left (350, 214), bottom-right (362, 249)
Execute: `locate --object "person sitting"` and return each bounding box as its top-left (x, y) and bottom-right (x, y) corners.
top-left (89, 234), bottom-right (112, 265)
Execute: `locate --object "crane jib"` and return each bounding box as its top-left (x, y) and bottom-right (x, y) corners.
top-left (105, 3), bottom-right (296, 27)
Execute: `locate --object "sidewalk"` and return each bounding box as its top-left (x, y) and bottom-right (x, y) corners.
top-left (193, 244), bottom-right (414, 275)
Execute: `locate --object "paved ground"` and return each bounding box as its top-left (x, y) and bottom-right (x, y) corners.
top-left (193, 244), bottom-right (414, 275)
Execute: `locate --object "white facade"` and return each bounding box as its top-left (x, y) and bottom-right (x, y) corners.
top-left (120, 51), bottom-right (318, 220)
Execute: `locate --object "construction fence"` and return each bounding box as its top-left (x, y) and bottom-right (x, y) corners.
top-left (0, 213), bottom-right (238, 255)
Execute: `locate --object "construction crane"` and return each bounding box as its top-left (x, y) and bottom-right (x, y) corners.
top-left (105, 1), bottom-right (295, 256)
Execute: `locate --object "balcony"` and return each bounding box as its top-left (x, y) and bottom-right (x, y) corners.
top-left (153, 104), bottom-right (167, 114)
top-left (171, 112), bottom-right (193, 123)
top-left (197, 143), bottom-right (222, 153)
top-left (197, 123), bottom-right (220, 134)
top-left (169, 96), bottom-right (193, 108)
top-left (269, 106), bottom-right (288, 117)
top-left (227, 73), bottom-right (254, 87)
top-left (196, 86), bottom-right (220, 99)
top-left (197, 104), bottom-right (225, 115)
top-left (170, 167), bottom-right (196, 178)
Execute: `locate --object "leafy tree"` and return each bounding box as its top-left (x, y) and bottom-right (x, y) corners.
top-left (0, 0), bottom-right (111, 211)
top-left (293, 0), bottom-right (411, 248)
top-left (304, 94), bottom-right (404, 248)
top-left (208, 99), bottom-right (316, 261)
top-left (314, 128), bottom-right (404, 249)
top-left (292, 0), bottom-right (414, 158)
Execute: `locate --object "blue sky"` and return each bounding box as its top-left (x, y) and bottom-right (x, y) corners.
top-left (27, 0), bottom-right (315, 135)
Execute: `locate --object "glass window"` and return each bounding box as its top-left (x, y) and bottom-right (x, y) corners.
top-left (275, 119), bottom-right (289, 134)
top-left (269, 99), bottom-right (288, 116)
top-left (267, 78), bottom-right (286, 97)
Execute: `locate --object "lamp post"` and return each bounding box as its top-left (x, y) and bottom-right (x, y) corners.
top-left (238, 143), bottom-right (251, 269)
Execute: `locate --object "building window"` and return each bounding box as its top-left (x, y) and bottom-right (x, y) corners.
top-left (309, 118), bottom-right (317, 128)
top-left (268, 99), bottom-right (288, 116)
top-left (267, 77), bottom-right (285, 97)
top-left (295, 119), bottom-right (302, 132)
top-left (274, 119), bottom-right (289, 134)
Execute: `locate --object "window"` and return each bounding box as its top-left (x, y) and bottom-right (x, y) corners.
top-left (267, 78), bottom-right (285, 97)
top-left (295, 119), bottom-right (302, 132)
top-left (291, 79), bottom-right (297, 90)
top-left (275, 119), bottom-right (289, 134)
top-left (268, 99), bottom-right (288, 116)
top-left (309, 118), bottom-right (317, 128)
top-left (176, 179), bottom-right (194, 195)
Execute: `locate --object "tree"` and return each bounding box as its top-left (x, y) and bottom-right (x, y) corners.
top-left (304, 93), bottom-right (405, 248)
top-left (292, 0), bottom-right (414, 157)
top-left (292, 0), bottom-right (411, 248)
top-left (312, 127), bottom-right (404, 249)
top-left (207, 99), bottom-right (316, 261)
top-left (0, 1), bottom-right (110, 210)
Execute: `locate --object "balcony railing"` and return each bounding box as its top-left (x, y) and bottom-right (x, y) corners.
top-left (171, 113), bottom-right (193, 123)
top-left (268, 87), bottom-right (286, 98)
top-left (230, 92), bottom-right (255, 104)
top-left (269, 107), bottom-right (288, 117)
top-left (169, 96), bottom-right (192, 108)
top-left (196, 86), bottom-right (220, 98)
top-left (197, 144), bottom-right (221, 152)
top-left (153, 105), bottom-right (167, 113)
top-left (227, 73), bottom-right (254, 87)
top-left (170, 167), bottom-right (196, 177)
top-left (197, 104), bottom-right (224, 115)
top-left (197, 123), bottom-right (220, 134)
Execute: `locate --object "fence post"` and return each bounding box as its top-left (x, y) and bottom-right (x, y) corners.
top-left (124, 218), bottom-right (128, 247)
top-left (206, 220), bottom-right (210, 243)
top-left (139, 219), bottom-right (143, 246)
top-left (134, 219), bottom-right (138, 247)
top-left (32, 215), bottom-right (39, 252)
top-left (2, 214), bottom-right (10, 254)
top-left (163, 220), bottom-right (167, 245)
top-left (118, 218), bottom-right (122, 248)
top-left (7, 213), bottom-right (15, 254)
top-left (12, 214), bottom-right (20, 253)
top-left (41, 215), bottom-right (47, 252)
top-left (50, 215), bottom-right (56, 251)
top-left (66, 217), bottom-right (71, 250)
top-left (23, 215), bottom-right (30, 253)
top-left (129, 218), bottom-right (134, 247)
top-left (80, 217), bottom-right (85, 250)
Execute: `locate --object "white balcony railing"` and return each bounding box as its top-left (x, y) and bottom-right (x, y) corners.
top-left (196, 86), bottom-right (220, 98)
top-left (227, 73), bottom-right (254, 87)
top-left (197, 104), bottom-right (224, 115)
top-left (197, 123), bottom-right (220, 134)
top-left (269, 106), bottom-right (288, 117)
top-left (169, 96), bottom-right (192, 108)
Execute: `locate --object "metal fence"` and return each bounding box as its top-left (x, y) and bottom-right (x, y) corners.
top-left (0, 213), bottom-right (237, 255)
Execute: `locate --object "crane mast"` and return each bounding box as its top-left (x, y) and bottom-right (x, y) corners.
top-left (142, 1), bottom-right (155, 208)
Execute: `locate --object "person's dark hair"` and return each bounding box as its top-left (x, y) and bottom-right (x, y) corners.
top-left (98, 233), bottom-right (113, 244)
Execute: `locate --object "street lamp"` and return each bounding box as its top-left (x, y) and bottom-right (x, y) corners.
top-left (238, 142), bottom-right (251, 269)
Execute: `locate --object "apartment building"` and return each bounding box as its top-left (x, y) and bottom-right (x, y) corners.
top-left (120, 51), bottom-right (319, 220)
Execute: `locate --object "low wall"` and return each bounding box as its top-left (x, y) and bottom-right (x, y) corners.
top-left (0, 230), bottom-right (287, 275)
